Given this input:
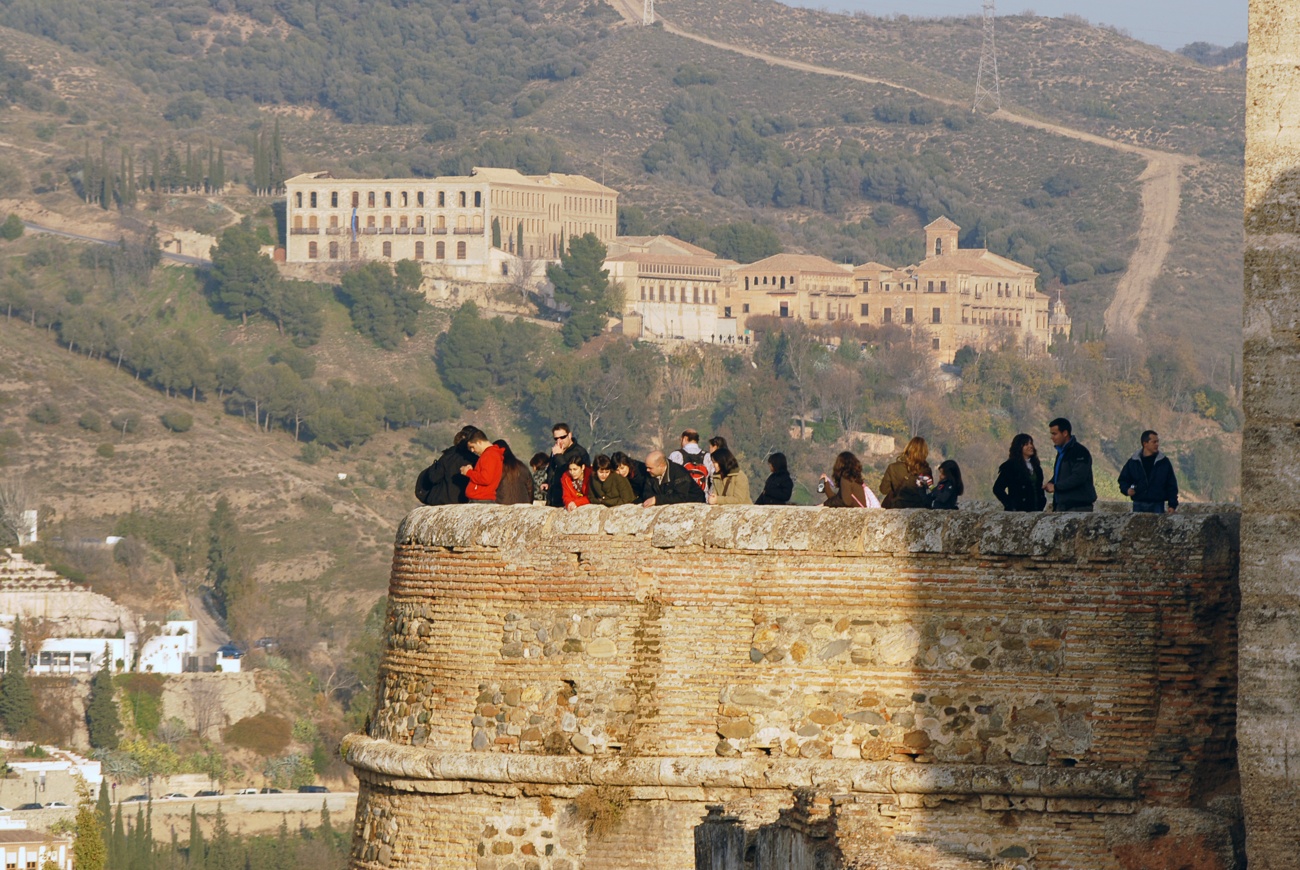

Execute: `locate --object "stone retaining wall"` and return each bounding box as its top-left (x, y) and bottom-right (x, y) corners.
top-left (346, 504), bottom-right (1239, 869)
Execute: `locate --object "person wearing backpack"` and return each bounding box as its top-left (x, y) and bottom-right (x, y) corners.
top-left (669, 429), bottom-right (714, 495)
top-left (643, 451), bottom-right (707, 506)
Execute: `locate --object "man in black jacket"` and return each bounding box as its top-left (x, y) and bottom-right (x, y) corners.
top-left (415, 426), bottom-right (476, 505)
top-left (1118, 430), bottom-right (1179, 514)
top-left (642, 451), bottom-right (707, 506)
top-left (1043, 417), bottom-right (1097, 512)
top-left (544, 423), bottom-right (591, 507)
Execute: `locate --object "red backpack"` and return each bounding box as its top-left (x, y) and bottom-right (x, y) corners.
top-left (680, 453), bottom-right (710, 491)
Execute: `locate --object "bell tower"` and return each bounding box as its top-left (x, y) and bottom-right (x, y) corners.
top-left (924, 217), bottom-right (960, 259)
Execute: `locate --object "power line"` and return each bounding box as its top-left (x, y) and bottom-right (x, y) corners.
top-left (973, 0), bottom-right (1001, 112)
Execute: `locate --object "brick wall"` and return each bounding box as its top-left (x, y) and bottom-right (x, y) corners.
top-left (346, 504), bottom-right (1239, 869)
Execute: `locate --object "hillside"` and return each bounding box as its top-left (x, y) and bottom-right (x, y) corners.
top-left (0, 0), bottom-right (1245, 768)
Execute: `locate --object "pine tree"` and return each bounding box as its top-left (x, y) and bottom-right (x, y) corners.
top-left (0, 617), bottom-right (35, 736)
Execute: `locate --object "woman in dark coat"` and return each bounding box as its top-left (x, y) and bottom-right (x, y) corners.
top-left (819, 451), bottom-right (881, 509)
top-left (754, 453), bottom-right (795, 505)
top-left (494, 440), bottom-right (535, 505)
top-left (992, 433), bottom-right (1047, 512)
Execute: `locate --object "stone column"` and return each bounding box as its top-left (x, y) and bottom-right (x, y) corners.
top-left (1243, 2), bottom-right (1300, 865)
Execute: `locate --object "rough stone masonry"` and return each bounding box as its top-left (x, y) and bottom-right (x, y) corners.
top-left (345, 504), bottom-right (1240, 869)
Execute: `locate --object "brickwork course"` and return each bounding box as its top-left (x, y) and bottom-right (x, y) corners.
top-left (345, 504), bottom-right (1241, 869)
top-left (1243, 2), bottom-right (1300, 867)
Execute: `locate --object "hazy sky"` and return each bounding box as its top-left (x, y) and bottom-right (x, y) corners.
top-left (776, 1), bottom-right (1246, 51)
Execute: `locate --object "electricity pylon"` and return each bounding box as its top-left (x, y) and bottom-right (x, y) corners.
top-left (973, 0), bottom-right (1001, 112)
top-left (643, 0), bottom-right (654, 26)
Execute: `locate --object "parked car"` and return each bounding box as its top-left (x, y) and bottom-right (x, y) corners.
top-left (194, 790), bottom-right (222, 798)
top-left (234, 788), bottom-right (259, 795)
top-left (43, 801), bottom-right (69, 809)
top-left (216, 643), bottom-right (244, 658)
top-left (122, 795), bottom-right (149, 803)
top-left (14, 803), bottom-right (42, 811)
top-left (297, 785), bottom-right (329, 793)
top-left (259, 788), bottom-right (281, 794)
top-left (254, 637), bottom-right (279, 650)
top-left (159, 793), bottom-right (188, 800)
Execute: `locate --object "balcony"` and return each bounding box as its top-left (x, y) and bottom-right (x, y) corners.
top-left (431, 228), bottom-right (448, 235)
top-left (361, 227), bottom-right (378, 235)
top-left (411, 227), bottom-right (426, 234)
top-left (396, 227), bottom-right (411, 235)
top-left (379, 227), bottom-right (395, 235)
top-left (289, 227), bottom-right (319, 235)
top-left (453, 227), bottom-right (479, 235)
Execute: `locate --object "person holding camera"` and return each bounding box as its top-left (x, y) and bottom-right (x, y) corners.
top-left (879, 437), bottom-right (933, 509)
top-left (819, 451), bottom-right (881, 508)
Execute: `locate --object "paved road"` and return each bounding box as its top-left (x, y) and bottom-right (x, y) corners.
top-left (22, 220), bottom-right (210, 268)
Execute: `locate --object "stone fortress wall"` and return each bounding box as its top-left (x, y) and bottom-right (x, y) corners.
top-left (345, 504), bottom-right (1240, 869)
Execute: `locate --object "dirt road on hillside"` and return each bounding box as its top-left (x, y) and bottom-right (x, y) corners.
top-left (606, 2), bottom-right (1191, 335)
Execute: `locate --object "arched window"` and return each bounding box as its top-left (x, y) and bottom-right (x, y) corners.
top-left (383, 216), bottom-right (392, 228)
top-left (436, 241), bottom-right (446, 259)
top-left (400, 191), bottom-right (408, 207)
top-left (293, 216), bottom-right (303, 229)
top-left (415, 216), bottom-right (424, 228)
top-left (399, 216), bottom-right (408, 228)
top-left (367, 192), bottom-right (375, 207)
top-left (329, 215), bottom-right (339, 228)
top-left (329, 241), bottom-right (339, 259)
top-left (366, 215), bottom-right (375, 228)
top-left (474, 191), bottom-right (482, 207)
top-left (351, 192), bottom-right (359, 208)
top-left (295, 192), bottom-right (302, 208)
top-left (459, 191), bottom-right (467, 207)
top-left (415, 241), bottom-right (424, 259)
top-left (308, 216), bottom-right (317, 229)
top-left (417, 192), bottom-right (425, 206)
top-left (384, 192), bottom-right (392, 207)
top-left (382, 241), bottom-right (392, 258)
top-left (309, 192), bottom-right (317, 208)
top-left (935, 238), bottom-right (943, 256)
top-left (437, 191), bottom-right (445, 207)
top-left (307, 242), bottom-right (317, 259)
top-left (456, 241), bottom-right (467, 259)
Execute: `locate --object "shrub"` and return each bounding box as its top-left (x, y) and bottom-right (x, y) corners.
top-left (160, 411), bottom-right (193, 433)
top-left (110, 412), bottom-right (141, 435)
top-left (1062, 262), bottom-right (1096, 284)
top-left (574, 786), bottom-right (629, 839)
top-left (224, 713), bottom-right (292, 756)
top-left (27, 402), bottom-right (61, 425)
top-left (96, 443), bottom-right (115, 458)
top-left (115, 673), bottom-right (166, 735)
top-left (0, 214), bottom-right (23, 241)
top-left (78, 412), bottom-right (103, 432)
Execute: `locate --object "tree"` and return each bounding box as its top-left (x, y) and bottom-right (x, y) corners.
top-left (72, 780), bottom-right (108, 870)
top-left (0, 617), bottom-right (34, 736)
top-left (547, 233), bottom-right (618, 347)
top-left (337, 262), bottom-right (426, 349)
top-left (0, 214), bottom-right (22, 241)
top-left (86, 654), bottom-right (121, 750)
top-left (0, 474), bottom-right (30, 546)
top-left (187, 804), bottom-right (205, 870)
top-left (206, 498), bottom-right (247, 626)
top-left (208, 219), bottom-right (280, 325)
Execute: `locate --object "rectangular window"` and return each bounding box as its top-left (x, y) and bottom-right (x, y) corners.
top-left (438, 191), bottom-right (446, 207)
top-left (417, 191), bottom-right (425, 206)
top-left (931, 307), bottom-right (941, 324)
top-left (308, 241), bottom-right (318, 259)
top-left (436, 241), bottom-right (445, 259)
top-left (384, 191), bottom-right (392, 207)
top-left (474, 191), bottom-right (482, 207)
top-left (295, 192), bottom-right (302, 208)
top-left (368, 192), bottom-right (375, 207)
top-left (382, 241), bottom-right (392, 258)
top-left (883, 308), bottom-right (892, 323)
top-left (860, 303), bottom-right (869, 316)
top-left (932, 338), bottom-right (940, 350)
top-left (927, 280), bottom-right (933, 292)
top-left (724, 306), bottom-right (733, 318)
top-left (309, 192), bottom-right (317, 208)
top-left (940, 280), bottom-right (947, 292)
top-left (415, 241), bottom-right (424, 259)
top-left (742, 304), bottom-right (750, 313)
top-left (456, 241), bottom-right (467, 259)
top-left (329, 241), bottom-right (339, 259)
top-left (331, 192), bottom-right (339, 208)
top-left (352, 192), bottom-right (359, 208)
top-left (905, 307), bottom-right (914, 324)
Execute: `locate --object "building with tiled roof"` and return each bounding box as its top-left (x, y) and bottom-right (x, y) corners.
top-left (853, 218), bottom-right (1069, 359)
top-left (732, 254), bottom-right (856, 324)
top-left (605, 236), bottom-right (739, 342)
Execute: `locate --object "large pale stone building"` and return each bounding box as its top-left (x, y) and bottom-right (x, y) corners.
top-left (283, 167), bottom-right (617, 282)
top-left (726, 218), bottom-right (1067, 360)
top-left (605, 235), bottom-right (739, 341)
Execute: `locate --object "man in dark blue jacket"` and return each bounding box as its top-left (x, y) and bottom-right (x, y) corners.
top-left (1044, 417), bottom-right (1097, 512)
top-left (1118, 430), bottom-right (1179, 514)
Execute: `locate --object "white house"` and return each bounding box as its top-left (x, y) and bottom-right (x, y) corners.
top-left (0, 831), bottom-right (72, 869)
top-left (138, 621), bottom-right (197, 674)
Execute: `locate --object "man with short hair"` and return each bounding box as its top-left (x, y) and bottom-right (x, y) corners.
top-left (1118, 430), bottom-right (1179, 514)
top-left (1043, 417), bottom-right (1096, 512)
top-left (642, 450), bottom-right (707, 506)
top-left (544, 423), bottom-right (590, 508)
top-left (459, 428), bottom-right (504, 502)
top-left (414, 425), bottom-right (477, 505)
top-left (668, 429), bottom-right (714, 493)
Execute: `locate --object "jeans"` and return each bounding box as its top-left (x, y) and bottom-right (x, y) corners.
top-left (1055, 505), bottom-right (1093, 513)
top-left (1132, 501), bottom-right (1166, 514)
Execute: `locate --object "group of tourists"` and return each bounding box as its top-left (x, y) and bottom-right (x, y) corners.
top-left (414, 417), bottom-right (1179, 515)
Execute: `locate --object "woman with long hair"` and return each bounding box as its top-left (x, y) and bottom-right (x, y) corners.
top-left (992, 433), bottom-right (1047, 511)
top-left (879, 436), bottom-right (933, 509)
top-left (927, 459), bottom-right (964, 510)
top-left (819, 451), bottom-right (881, 509)
top-left (494, 440), bottom-right (534, 505)
top-left (708, 446), bottom-right (751, 504)
top-left (754, 453), bottom-right (794, 505)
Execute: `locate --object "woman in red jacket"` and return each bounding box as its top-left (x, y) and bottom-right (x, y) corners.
top-left (561, 455), bottom-right (593, 511)
top-left (459, 428), bottom-right (504, 501)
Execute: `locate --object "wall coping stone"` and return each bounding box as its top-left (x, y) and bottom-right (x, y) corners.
top-left (395, 504), bottom-right (1240, 561)
top-left (343, 735), bottom-right (1140, 800)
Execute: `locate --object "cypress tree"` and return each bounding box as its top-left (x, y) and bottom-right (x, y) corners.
top-left (86, 651), bottom-right (121, 749)
top-left (214, 148), bottom-right (225, 194)
top-left (0, 617), bottom-right (34, 736)
top-left (187, 804), bottom-right (205, 869)
top-left (270, 118), bottom-right (284, 193)
top-left (119, 149), bottom-right (128, 210)
top-left (111, 802), bottom-right (125, 870)
top-left (516, 222), bottom-right (524, 257)
top-left (127, 151), bottom-right (137, 208)
top-left (82, 142), bottom-right (95, 204)
top-left (73, 782), bottom-right (108, 870)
